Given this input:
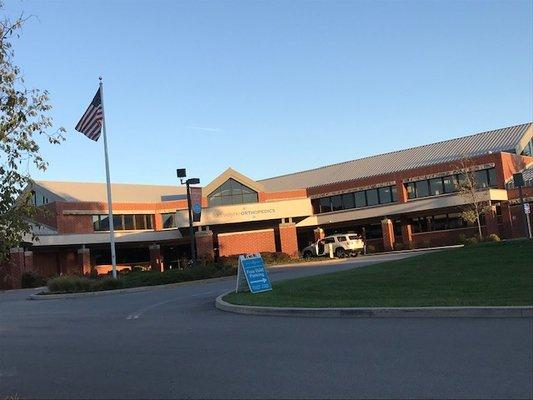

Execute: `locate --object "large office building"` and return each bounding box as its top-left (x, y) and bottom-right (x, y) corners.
top-left (3, 122), bottom-right (533, 286)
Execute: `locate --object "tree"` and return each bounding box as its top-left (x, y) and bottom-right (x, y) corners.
top-left (455, 156), bottom-right (491, 240)
top-left (0, 3), bottom-right (64, 261)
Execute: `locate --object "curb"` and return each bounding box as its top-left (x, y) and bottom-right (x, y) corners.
top-left (215, 292), bottom-right (533, 318)
top-left (28, 275), bottom-right (235, 300)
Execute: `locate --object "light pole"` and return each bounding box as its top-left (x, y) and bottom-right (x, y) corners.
top-left (177, 169), bottom-right (200, 264)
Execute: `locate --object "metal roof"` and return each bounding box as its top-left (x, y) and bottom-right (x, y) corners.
top-left (33, 181), bottom-right (187, 203)
top-left (259, 123), bottom-right (533, 191)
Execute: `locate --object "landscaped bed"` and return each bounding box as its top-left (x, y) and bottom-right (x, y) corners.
top-left (224, 240), bottom-right (533, 308)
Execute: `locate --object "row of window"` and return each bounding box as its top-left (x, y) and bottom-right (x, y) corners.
top-left (406, 168), bottom-right (497, 199)
top-left (315, 185), bottom-right (398, 214)
top-left (407, 212), bottom-right (486, 233)
top-left (92, 214), bottom-right (154, 232)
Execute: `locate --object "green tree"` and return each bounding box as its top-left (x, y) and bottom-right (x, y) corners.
top-left (0, 3), bottom-right (64, 261)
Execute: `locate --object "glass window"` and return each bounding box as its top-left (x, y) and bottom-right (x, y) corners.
top-left (123, 215), bottom-right (134, 230)
top-left (488, 168), bottom-right (497, 187)
top-left (342, 193), bottom-right (355, 210)
top-left (366, 189), bottom-right (379, 206)
top-left (145, 215), bottom-right (153, 229)
top-left (378, 187), bottom-right (392, 204)
top-left (113, 215), bottom-right (124, 231)
top-left (415, 180), bottom-right (429, 198)
top-left (432, 214), bottom-right (448, 231)
top-left (337, 236), bottom-right (347, 242)
top-left (429, 178), bottom-right (444, 196)
top-left (447, 212), bottom-right (465, 229)
top-left (475, 170), bottom-right (489, 188)
top-left (391, 186), bottom-right (397, 202)
top-left (319, 197), bottom-right (332, 213)
top-left (208, 178), bottom-right (258, 206)
top-left (162, 213), bottom-right (175, 229)
top-left (99, 215), bottom-right (109, 231)
top-left (354, 191), bottom-right (366, 207)
top-left (331, 195), bottom-right (343, 211)
top-left (406, 182), bottom-right (416, 199)
top-left (323, 237), bottom-right (335, 244)
top-left (443, 175), bottom-right (458, 193)
top-left (135, 214), bottom-right (145, 230)
top-left (92, 215), bottom-right (100, 231)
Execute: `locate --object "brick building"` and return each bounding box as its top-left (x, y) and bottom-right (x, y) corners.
top-left (3, 122), bottom-right (532, 287)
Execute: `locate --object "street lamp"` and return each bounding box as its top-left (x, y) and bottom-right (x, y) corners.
top-left (177, 169), bottom-right (201, 265)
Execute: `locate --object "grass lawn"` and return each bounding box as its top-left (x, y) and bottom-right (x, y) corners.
top-left (224, 240), bottom-right (533, 308)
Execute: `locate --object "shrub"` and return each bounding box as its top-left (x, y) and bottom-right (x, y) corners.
top-left (366, 244), bottom-right (376, 253)
top-left (47, 275), bottom-right (123, 293)
top-left (464, 236), bottom-right (478, 246)
top-left (48, 276), bottom-right (93, 293)
top-left (21, 272), bottom-right (46, 288)
top-left (393, 243), bottom-right (404, 251)
top-left (261, 252), bottom-right (292, 265)
top-left (458, 234), bottom-right (467, 245)
top-left (486, 233), bottom-right (501, 242)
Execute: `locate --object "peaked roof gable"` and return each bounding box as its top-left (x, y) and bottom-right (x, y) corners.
top-left (203, 168), bottom-right (265, 197)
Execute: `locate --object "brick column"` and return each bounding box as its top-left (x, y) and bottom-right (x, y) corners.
top-left (279, 223), bottom-right (299, 258)
top-left (9, 247), bottom-right (24, 289)
top-left (401, 220), bottom-right (413, 246)
top-left (313, 227), bottom-right (325, 242)
top-left (484, 206), bottom-right (499, 237)
top-left (77, 248), bottom-right (91, 275)
top-left (149, 244), bottom-right (163, 272)
top-left (24, 251), bottom-right (34, 274)
top-left (196, 229), bottom-right (214, 262)
top-left (381, 218), bottom-right (395, 252)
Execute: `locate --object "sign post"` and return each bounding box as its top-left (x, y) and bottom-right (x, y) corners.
top-left (236, 253), bottom-right (272, 293)
top-left (524, 203), bottom-right (532, 239)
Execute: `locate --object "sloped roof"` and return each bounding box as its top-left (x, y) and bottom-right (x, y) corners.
top-left (34, 181), bottom-right (187, 203)
top-left (259, 123), bottom-right (532, 191)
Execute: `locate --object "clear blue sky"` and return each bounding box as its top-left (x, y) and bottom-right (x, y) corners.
top-left (4, 0), bottom-right (533, 186)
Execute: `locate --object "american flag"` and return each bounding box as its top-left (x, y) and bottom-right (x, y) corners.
top-left (75, 88), bottom-right (103, 141)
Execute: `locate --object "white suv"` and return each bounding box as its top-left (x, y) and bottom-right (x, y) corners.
top-left (302, 234), bottom-right (365, 259)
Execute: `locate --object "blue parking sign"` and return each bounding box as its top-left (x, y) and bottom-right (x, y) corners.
top-left (236, 254), bottom-right (272, 293)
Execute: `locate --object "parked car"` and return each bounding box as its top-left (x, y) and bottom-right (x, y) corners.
top-left (302, 234), bottom-right (365, 259)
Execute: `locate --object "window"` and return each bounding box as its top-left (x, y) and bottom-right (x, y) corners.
top-left (391, 186), bottom-right (398, 202)
top-left (488, 168), bottom-right (497, 187)
top-left (92, 215), bottom-right (100, 231)
top-left (432, 214), bottom-right (448, 231)
top-left (443, 175), bottom-right (458, 193)
top-left (161, 213), bottom-right (176, 229)
top-left (406, 182), bottom-right (416, 199)
top-left (331, 195), bottom-right (343, 211)
top-left (429, 178), bottom-right (444, 196)
top-left (337, 236), bottom-right (347, 242)
top-left (113, 215), bottom-right (123, 231)
top-left (415, 180), bottom-right (429, 197)
top-left (99, 215), bottom-right (109, 231)
top-left (124, 215), bottom-right (134, 230)
top-left (319, 197), bottom-right (332, 213)
top-left (354, 191), bottom-right (367, 207)
top-left (323, 237), bottom-right (335, 244)
top-left (342, 193), bottom-right (355, 210)
top-left (378, 187), bottom-right (392, 204)
top-left (475, 169), bottom-right (490, 188)
top-left (208, 178), bottom-right (258, 207)
top-left (366, 189), bottom-right (379, 206)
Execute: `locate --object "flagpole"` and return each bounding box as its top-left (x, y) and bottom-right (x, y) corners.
top-left (99, 77), bottom-right (117, 279)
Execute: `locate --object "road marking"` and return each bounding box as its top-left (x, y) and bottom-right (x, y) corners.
top-left (126, 291), bottom-right (213, 319)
